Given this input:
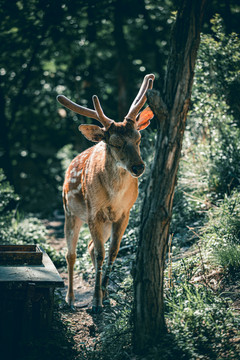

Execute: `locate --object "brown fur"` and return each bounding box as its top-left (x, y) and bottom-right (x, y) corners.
top-left (59, 74), bottom-right (155, 311)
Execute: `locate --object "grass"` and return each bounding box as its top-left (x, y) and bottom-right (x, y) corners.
top-left (165, 281), bottom-right (240, 359)
top-left (201, 191), bottom-right (240, 276)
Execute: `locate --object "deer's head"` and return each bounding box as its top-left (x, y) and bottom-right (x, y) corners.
top-left (57, 74), bottom-right (154, 178)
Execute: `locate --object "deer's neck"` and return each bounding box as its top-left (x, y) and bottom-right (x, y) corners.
top-left (91, 141), bottom-right (136, 191)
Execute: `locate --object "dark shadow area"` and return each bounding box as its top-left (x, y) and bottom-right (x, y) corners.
top-left (1, 304), bottom-right (77, 360)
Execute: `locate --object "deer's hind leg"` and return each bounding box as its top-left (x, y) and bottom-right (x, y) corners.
top-left (88, 221), bottom-right (111, 269)
top-left (65, 212), bottom-right (83, 307)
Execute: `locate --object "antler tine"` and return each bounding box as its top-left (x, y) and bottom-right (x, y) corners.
top-left (126, 74), bottom-right (155, 121)
top-left (57, 95), bottom-right (99, 121)
top-left (92, 95), bottom-right (114, 129)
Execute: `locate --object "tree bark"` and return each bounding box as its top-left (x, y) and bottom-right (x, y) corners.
top-left (133, 0), bottom-right (207, 353)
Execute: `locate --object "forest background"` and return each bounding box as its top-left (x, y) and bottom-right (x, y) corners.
top-left (0, 1), bottom-right (240, 359)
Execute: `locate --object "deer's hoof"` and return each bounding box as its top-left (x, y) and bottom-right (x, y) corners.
top-left (66, 295), bottom-right (75, 310)
top-left (91, 305), bottom-right (103, 314)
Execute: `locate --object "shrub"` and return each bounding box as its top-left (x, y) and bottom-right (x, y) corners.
top-left (187, 14), bottom-right (240, 198)
top-left (0, 168), bottom-right (65, 268)
top-left (165, 280), bottom-right (239, 359)
top-left (171, 143), bottom-right (210, 244)
top-left (56, 144), bottom-right (78, 176)
top-left (201, 190), bottom-right (240, 275)
top-left (0, 169), bottom-right (19, 225)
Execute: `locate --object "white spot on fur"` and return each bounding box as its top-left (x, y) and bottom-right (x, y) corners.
top-left (71, 178), bottom-right (77, 183)
top-left (67, 189), bottom-right (79, 199)
top-left (77, 170), bottom-right (82, 177)
top-left (77, 184), bottom-right (82, 191)
top-left (70, 168), bottom-right (77, 176)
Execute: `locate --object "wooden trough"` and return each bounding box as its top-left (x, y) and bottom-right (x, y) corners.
top-left (0, 244), bottom-right (64, 344)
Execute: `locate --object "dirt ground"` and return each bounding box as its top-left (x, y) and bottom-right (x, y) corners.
top-left (45, 217), bottom-right (114, 356)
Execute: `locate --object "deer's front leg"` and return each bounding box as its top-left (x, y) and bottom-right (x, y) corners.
top-left (102, 212), bottom-right (130, 302)
top-left (88, 220), bottom-right (108, 313)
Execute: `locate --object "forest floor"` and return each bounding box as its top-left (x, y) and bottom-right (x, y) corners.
top-left (44, 214), bottom-right (240, 360)
top-left (45, 216), bottom-right (120, 359)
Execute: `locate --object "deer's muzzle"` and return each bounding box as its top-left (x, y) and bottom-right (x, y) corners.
top-left (131, 163), bottom-right (145, 177)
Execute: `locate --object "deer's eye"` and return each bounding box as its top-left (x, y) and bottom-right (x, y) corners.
top-left (109, 143), bottom-right (122, 149)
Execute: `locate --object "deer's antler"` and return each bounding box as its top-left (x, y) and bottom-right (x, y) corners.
top-left (125, 74), bottom-right (155, 121)
top-left (57, 95), bottom-right (113, 129)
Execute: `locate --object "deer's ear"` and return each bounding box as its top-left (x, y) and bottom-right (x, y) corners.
top-left (79, 125), bottom-right (105, 142)
top-left (136, 106), bottom-right (154, 131)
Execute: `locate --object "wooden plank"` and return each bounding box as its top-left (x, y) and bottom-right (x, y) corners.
top-left (0, 244), bottom-right (43, 265)
top-left (0, 245), bottom-right (38, 252)
top-left (0, 250), bottom-right (64, 288)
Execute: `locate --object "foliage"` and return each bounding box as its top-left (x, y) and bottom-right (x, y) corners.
top-left (190, 15), bottom-right (240, 138)
top-left (201, 191), bottom-right (240, 274)
top-left (11, 216), bottom-right (48, 244)
top-left (0, 0), bottom-right (176, 213)
top-left (165, 279), bottom-right (239, 359)
top-left (214, 243), bottom-right (240, 275)
top-left (0, 168), bottom-right (65, 267)
top-left (171, 16), bottom-right (240, 249)
top-left (0, 168), bottom-right (19, 224)
top-left (189, 15), bottom-right (240, 197)
top-left (1, 2), bottom-right (238, 213)
top-left (56, 144), bottom-right (78, 177)
top-left (75, 224), bottom-right (92, 273)
top-left (171, 143), bottom-right (210, 245)
top-left (208, 122), bottom-right (240, 196)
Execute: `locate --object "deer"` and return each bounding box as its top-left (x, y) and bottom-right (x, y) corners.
top-left (57, 74), bottom-right (155, 313)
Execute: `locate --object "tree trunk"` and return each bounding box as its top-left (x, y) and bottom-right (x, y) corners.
top-left (133, 0), bottom-right (207, 353)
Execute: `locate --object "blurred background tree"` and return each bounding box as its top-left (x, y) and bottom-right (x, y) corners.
top-left (0, 0), bottom-right (239, 214)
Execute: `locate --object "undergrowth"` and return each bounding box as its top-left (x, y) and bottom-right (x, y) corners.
top-left (0, 169), bottom-right (65, 267)
top-left (165, 280), bottom-right (239, 359)
top-left (201, 190), bottom-right (240, 276)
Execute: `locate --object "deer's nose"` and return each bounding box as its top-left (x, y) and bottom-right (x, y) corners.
top-left (132, 164), bottom-right (145, 176)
